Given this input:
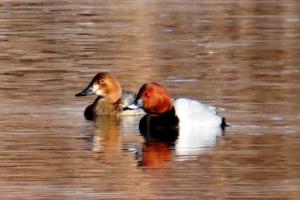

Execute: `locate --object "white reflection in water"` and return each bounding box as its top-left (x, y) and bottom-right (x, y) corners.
top-left (91, 114), bottom-right (223, 167)
top-left (175, 127), bottom-right (222, 160)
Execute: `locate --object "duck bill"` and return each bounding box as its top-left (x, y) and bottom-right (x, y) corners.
top-left (127, 99), bottom-right (143, 110)
top-left (75, 84), bottom-right (94, 96)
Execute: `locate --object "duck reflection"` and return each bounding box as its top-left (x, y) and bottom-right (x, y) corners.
top-left (87, 114), bottom-right (223, 168)
top-left (175, 127), bottom-right (223, 160)
top-left (137, 141), bottom-right (175, 168)
top-left (92, 116), bottom-right (122, 156)
top-left (136, 114), bottom-right (223, 167)
top-left (91, 115), bottom-right (143, 157)
top-left (136, 114), bottom-right (178, 168)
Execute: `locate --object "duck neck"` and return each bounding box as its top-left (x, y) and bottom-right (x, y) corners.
top-left (152, 106), bottom-right (179, 126)
top-left (106, 88), bottom-right (122, 104)
top-left (146, 96), bottom-right (173, 116)
top-left (160, 106), bottom-right (178, 121)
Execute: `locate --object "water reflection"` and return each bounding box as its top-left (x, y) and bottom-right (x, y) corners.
top-left (93, 116), bottom-right (122, 153)
top-left (176, 127), bottom-right (223, 160)
top-left (89, 113), bottom-right (223, 169)
top-left (137, 141), bottom-right (174, 168)
top-left (136, 114), bottom-right (178, 168)
top-left (138, 114), bottom-right (223, 165)
top-left (91, 115), bottom-right (143, 151)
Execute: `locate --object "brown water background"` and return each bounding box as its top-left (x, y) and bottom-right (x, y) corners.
top-left (0, 1), bottom-right (299, 199)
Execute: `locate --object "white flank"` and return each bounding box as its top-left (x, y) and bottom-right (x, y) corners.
top-left (174, 98), bottom-right (222, 128)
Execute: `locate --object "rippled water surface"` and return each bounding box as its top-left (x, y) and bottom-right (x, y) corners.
top-left (0, 1), bottom-right (299, 199)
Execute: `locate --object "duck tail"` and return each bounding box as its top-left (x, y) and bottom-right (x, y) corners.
top-left (221, 117), bottom-right (229, 130)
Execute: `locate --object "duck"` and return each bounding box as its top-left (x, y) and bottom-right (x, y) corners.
top-left (127, 82), bottom-right (227, 129)
top-left (75, 72), bottom-right (145, 120)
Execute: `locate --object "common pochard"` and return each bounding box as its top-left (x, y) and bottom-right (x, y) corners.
top-left (128, 82), bottom-right (227, 129)
top-left (76, 72), bottom-right (144, 120)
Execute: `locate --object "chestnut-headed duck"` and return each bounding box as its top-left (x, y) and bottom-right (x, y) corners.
top-left (128, 82), bottom-right (227, 129)
top-left (75, 72), bottom-right (144, 120)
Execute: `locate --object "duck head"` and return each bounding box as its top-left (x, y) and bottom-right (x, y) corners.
top-left (129, 82), bottom-right (173, 116)
top-left (75, 72), bottom-right (122, 103)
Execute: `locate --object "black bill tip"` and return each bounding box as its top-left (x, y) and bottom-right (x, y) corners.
top-left (75, 84), bottom-right (94, 97)
top-left (75, 90), bottom-right (87, 97)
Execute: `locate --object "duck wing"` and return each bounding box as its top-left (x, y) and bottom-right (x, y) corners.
top-left (120, 91), bottom-right (137, 108)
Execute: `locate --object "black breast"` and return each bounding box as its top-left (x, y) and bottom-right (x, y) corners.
top-left (138, 107), bottom-right (179, 142)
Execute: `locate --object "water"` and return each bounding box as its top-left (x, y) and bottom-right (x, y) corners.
top-left (0, 0), bottom-right (299, 199)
